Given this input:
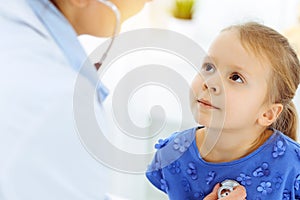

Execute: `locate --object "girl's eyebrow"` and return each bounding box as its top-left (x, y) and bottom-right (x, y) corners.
top-left (230, 64), bottom-right (251, 77)
top-left (203, 56), bottom-right (215, 63)
top-left (231, 64), bottom-right (245, 71)
top-left (231, 65), bottom-right (248, 73)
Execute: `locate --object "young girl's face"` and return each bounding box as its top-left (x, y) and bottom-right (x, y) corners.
top-left (190, 30), bottom-right (272, 130)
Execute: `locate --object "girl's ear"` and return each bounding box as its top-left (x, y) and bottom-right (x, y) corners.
top-left (258, 103), bottom-right (283, 126)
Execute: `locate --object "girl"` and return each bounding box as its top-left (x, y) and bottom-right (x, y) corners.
top-left (146, 22), bottom-right (300, 200)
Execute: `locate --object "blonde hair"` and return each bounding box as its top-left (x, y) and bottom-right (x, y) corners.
top-left (224, 22), bottom-right (300, 140)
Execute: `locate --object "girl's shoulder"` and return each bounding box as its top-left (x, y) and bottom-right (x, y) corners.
top-left (274, 129), bottom-right (300, 148)
top-left (153, 127), bottom-right (198, 151)
top-left (147, 127), bottom-right (199, 172)
top-left (270, 129), bottom-right (300, 163)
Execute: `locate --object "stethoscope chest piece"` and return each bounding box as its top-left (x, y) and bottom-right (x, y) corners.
top-left (218, 180), bottom-right (240, 199)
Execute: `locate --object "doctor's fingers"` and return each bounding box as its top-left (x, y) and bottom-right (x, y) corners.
top-left (203, 183), bottom-right (221, 200)
top-left (222, 185), bottom-right (247, 200)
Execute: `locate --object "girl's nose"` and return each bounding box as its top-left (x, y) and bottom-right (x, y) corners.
top-left (202, 77), bottom-right (221, 95)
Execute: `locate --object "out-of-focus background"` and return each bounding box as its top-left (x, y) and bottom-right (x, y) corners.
top-left (79, 0), bottom-right (300, 199)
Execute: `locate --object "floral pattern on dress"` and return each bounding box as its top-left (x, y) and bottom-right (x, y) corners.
top-left (257, 181), bottom-right (272, 195)
top-left (206, 171), bottom-right (216, 185)
top-left (181, 178), bottom-right (191, 192)
top-left (186, 162), bottom-right (198, 180)
top-left (147, 160), bottom-right (160, 176)
top-left (294, 174), bottom-right (300, 191)
top-left (282, 189), bottom-right (291, 200)
top-left (173, 135), bottom-right (190, 153)
top-left (149, 160), bottom-right (160, 171)
top-left (237, 173), bottom-right (252, 186)
top-left (155, 138), bottom-right (169, 149)
top-left (151, 170), bottom-right (160, 177)
top-left (160, 178), bottom-right (169, 192)
top-left (272, 173), bottom-right (283, 189)
top-left (168, 161), bottom-right (181, 174)
top-left (193, 191), bottom-right (204, 198)
top-left (253, 162), bottom-right (270, 177)
top-left (272, 140), bottom-right (286, 158)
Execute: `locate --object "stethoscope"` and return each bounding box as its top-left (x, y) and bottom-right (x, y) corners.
top-left (94, 0), bottom-right (121, 70)
top-left (218, 180), bottom-right (240, 198)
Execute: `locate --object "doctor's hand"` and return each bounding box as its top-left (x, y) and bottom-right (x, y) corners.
top-left (203, 183), bottom-right (247, 200)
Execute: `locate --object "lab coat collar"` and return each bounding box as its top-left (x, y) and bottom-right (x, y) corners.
top-left (0, 0), bottom-right (50, 39)
top-left (27, 0), bottom-right (109, 102)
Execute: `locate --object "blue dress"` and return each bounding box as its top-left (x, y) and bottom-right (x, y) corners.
top-left (146, 127), bottom-right (300, 200)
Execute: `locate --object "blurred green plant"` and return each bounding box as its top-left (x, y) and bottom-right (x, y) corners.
top-left (173, 0), bottom-right (196, 20)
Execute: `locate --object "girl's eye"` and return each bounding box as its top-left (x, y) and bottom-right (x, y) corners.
top-left (201, 63), bottom-right (216, 73)
top-left (230, 73), bottom-right (244, 83)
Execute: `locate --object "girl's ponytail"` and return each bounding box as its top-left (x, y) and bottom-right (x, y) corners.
top-left (272, 101), bottom-right (298, 140)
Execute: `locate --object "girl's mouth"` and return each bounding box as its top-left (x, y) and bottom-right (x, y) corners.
top-left (197, 99), bottom-right (220, 109)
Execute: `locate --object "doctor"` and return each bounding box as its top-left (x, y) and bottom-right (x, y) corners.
top-left (0, 0), bottom-right (149, 199)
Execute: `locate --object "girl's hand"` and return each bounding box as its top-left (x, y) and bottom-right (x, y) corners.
top-left (203, 183), bottom-right (247, 200)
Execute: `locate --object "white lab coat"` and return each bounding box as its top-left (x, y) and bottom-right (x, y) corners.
top-left (0, 1), bottom-right (111, 199)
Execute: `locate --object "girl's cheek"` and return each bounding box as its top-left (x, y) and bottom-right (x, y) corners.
top-left (191, 75), bottom-right (203, 94)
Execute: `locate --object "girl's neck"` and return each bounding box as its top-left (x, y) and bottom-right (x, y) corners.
top-left (196, 127), bottom-right (273, 163)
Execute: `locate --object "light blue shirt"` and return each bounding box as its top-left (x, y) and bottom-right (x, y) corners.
top-left (0, 0), bottom-right (113, 199)
top-left (27, 0), bottom-right (108, 101)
